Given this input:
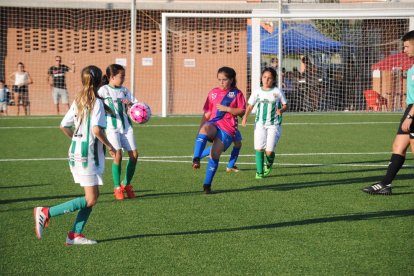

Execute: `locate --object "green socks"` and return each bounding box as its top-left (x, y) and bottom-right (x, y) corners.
top-left (112, 163), bottom-right (122, 188)
top-left (123, 159), bottom-right (137, 185)
top-left (49, 197), bottom-right (87, 217)
top-left (71, 206), bottom-right (92, 234)
top-left (255, 151), bottom-right (264, 174)
top-left (266, 152), bottom-right (275, 166)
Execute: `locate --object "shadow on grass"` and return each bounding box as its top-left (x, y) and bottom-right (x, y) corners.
top-left (0, 189), bottom-right (154, 205)
top-left (98, 209), bottom-right (414, 243)
top-left (0, 183), bottom-right (52, 189)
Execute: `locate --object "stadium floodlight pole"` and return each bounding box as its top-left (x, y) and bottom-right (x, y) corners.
top-left (130, 0), bottom-right (136, 98)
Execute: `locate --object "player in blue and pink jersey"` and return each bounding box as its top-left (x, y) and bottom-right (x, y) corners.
top-left (192, 66), bottom-right (246, 194)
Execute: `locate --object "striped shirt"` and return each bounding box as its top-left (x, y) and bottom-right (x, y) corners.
top-left (248, 87), bottom-right (287, 126)
top-left (98, 85), bottom-right (137, 133)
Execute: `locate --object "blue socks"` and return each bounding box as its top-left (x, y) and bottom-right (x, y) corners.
top-left (204, 158), bottom-right (219, 185)
top-left (200, 146), bottom-right (211, 159)
top-left (227, 146), bottom-right (240, 169)
top-left (193, 134), bottom-right (208, 159)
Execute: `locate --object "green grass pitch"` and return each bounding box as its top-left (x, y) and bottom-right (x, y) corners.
top-left (0, 113), bottom-right (413, 275)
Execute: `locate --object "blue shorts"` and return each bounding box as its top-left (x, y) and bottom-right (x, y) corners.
top-left (207, 123), bottom-right (233, 151)
top-left (234, 129), bottom-right (242, 142)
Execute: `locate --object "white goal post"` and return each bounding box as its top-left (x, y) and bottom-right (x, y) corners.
top-left (161, 8), bottom-right (414, 117)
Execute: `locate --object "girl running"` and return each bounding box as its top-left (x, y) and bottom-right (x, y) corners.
top-left (34, 65), bottom-right (116, 245)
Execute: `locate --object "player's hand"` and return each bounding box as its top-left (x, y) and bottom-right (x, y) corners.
top-left (216, 104), bottom-right (230, 113)
top-left (401, 119), bottom-right (411, 133)
top-left (241, 116), bottom-right (247, 127)
top-left (108, 146), bottom-right (116, 158)
top-left (121, 99), bottom-right (131, 105)
top-left (70, 59), bottom-right (75, 65)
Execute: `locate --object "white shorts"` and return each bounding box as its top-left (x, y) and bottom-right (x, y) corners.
top-left (106, 128), bottom-right (137, 151)
top-left (52, 87), bottom-right (69, 104)
top-left (71, 172), bottom-right (103, 187)
top-left (0, 102), bottom-right (7, 111)
top-left (254, 124), bottom-right (282, 152)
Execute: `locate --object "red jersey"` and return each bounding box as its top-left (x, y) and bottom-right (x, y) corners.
top-left (203, 87), bottom-right (246, 137)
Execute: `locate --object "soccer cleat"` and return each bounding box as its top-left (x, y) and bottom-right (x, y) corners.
top-left (34, 207), bottom-right (50, 240)
top-left (121, 182), bottom-right (136, 199)
top-left (264, 164), bottom-right (272, 177)
top-left (65, 232), bottom-right (97, 245)
top-left (255, 172), bottom-right (265, 179)
top-left (203, 184), bottom-right (212, 194)
top-left (226, 166), bottom-right (240, 173)
top-left (114, 187), bottom-right (125, 200)
top-left (362, 182), bottom-right (392, 195)
top-left (192, 157), bottom-right (201, 170)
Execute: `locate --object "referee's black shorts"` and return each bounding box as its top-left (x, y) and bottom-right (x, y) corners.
top-left (397, 104), bottom-right (414, 139)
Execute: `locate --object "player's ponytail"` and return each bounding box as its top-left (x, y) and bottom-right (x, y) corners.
top-left (76, 65), bottom-right (104, 120)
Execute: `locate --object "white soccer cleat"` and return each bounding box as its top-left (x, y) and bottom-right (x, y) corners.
top-left (34, 207), bottom-right (49, 240)
top-left (66, 233), bottom-right (97, 245)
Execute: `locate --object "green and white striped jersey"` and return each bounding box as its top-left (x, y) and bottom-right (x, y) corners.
top-left (98, 84), bottom-right (137, 133)
top-left (248, 87), bottom-right (287, 126)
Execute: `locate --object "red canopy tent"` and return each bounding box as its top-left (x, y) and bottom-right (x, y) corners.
top-left (371, 52), bottom-right (414, 71)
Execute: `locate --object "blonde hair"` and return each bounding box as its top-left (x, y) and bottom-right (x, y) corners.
top-left (75, 66), bottom-right (102, 121)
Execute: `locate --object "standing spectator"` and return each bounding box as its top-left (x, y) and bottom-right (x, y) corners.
top-left (9, 62), bottom-right (33, 116)
top-left (301, 56), bottom-right (319, 111)
top-left (48, 56), bottom-right (75, 115)
top-left (34, 65), bottom-right (116, 245)
top-left (0, 80), bottom-right (9, 116)
top-left (191, 66), bottom-right (246, 194)
top-left (362, 30), bottom-right (414, 195)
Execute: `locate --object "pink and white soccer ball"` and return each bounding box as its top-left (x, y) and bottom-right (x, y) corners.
top-left (129, 102), bottom-right (151, 124)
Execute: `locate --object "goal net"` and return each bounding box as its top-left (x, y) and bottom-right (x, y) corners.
top-left (163, 15), bottom-right (411, 114)
top-left (0, 5), bottom-right (412, 116)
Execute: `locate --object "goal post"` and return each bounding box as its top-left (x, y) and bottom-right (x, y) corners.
top-left (161, 8), bottom-right (414, 116)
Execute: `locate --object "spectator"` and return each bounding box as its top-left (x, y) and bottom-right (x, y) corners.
top-left (47, 56), bottom-right (75, 115)
top-left (0, 80), bottom-right (9, 116)
top-left (9, 62), bottom-right (33, 116)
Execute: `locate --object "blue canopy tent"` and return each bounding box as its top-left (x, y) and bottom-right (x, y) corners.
top-left (247, 23), bottom-right (342, 55)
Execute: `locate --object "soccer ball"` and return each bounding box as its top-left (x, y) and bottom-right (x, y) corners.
top-left (129, 102), bottom-right (151, 124)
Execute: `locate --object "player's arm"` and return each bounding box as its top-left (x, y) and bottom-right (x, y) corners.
top-left (401, 105), bottom-right (414, 132)
top-left (60, 126), bottom-right (74, 138)
top-left (216, 100), bottom-right (245, 116)
top-left (277, 104), bottom-right (288, 116)
top-left (93, 125), bottom-right (116, 158)
top-left (199, 111), bottom-right (210, 129)
top-left (241, 104), bottom-right (254, 127)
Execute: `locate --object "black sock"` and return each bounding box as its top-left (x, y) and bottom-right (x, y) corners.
top-left (382, 154), bottom-right (405, 185)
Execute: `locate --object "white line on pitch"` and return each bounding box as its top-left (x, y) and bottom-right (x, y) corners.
top-left (0, 121), bottom-right (399, 129)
